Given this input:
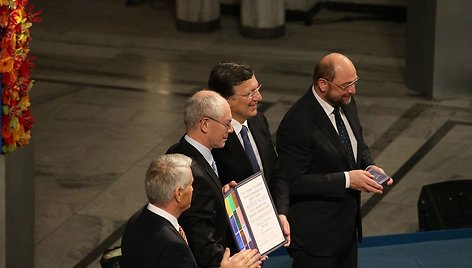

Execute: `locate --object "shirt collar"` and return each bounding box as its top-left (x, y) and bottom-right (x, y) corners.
top-left (312, 85), bottom-right (336, 116)
top-left (231, 119), bottom-right (248, 135)
top-left (184, 134), bottom-right (214, 166)
top-left (147, 203), bottom-right (180, 231)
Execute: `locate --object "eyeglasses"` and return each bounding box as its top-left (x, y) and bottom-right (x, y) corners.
top-left (204, 116), bottom-right (233, 129)
top-left (234, 84), bottom-right (262, 99)
top-left (323, 77), bottom-right (359, 91)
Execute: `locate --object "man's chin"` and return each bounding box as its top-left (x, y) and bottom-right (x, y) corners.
top-left (248, 109), bottom-right (258, 117)
top-left (342, 96), bottom-right (352, 106)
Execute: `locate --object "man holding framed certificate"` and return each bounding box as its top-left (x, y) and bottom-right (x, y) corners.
top-left (208, 61), bottom-right (291, 248)
top-left (166, 90), bottom-right (238, 267)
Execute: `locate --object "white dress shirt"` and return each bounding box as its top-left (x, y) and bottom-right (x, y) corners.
top-left (184, 135), bottom-right (218, 174)
top-left (231, 119), bottom-right (264, 173)
top-left (147, 203), bottom-right (180, 232)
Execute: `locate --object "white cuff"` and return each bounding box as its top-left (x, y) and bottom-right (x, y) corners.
top-left (344, 171), bottom-right (350, 188)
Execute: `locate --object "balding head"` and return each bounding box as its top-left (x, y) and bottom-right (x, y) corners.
top-left (313, 53), bottom-right (359, 106)
top-left (313, 53), bottom-right (355, 83)
top-left (183, 89), bottom-right (233, 149)
top-left (183, 89), bottom-right (228, 131)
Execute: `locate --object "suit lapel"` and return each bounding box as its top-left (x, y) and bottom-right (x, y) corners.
top-left (248, 118), bottom-right (268, 171)
top-left (143, 208), bottom-right (183, 242)
top-left (342, 98), bottom-right (362, 168)
top-left (223, 132), bottom-right (253, 173)
top-left (180, 138), bottom-right (223, 190)
top-left (201, 159), bottom-right (223, 190)
top-left (343, 106), bottom-right (360, 140)
top-left (306, 90), bottom-right (354, 168)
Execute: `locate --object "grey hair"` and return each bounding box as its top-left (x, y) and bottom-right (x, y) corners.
top-left (145, 154), bottom-right (192, 205)
top-left (183, 90), bottom-right (225, 130)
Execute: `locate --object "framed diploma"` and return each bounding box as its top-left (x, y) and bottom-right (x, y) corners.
top-left (223, 171), bottom-right (286, 256)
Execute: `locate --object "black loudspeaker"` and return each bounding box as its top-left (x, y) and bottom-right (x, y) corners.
top-left (418, 179), bottom-right (472, 231)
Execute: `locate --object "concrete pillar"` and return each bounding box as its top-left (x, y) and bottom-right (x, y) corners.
top-left (176, 0), bottom-right (220, 32)
top-left (0, 140), bottom-right (35, 268)
top-left (405, 0), bottom-right (472, 99)
top-left (240, 0), bottom-right (285, 38)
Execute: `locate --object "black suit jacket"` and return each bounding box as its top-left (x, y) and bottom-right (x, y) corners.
top-left (121, 206), bottom-right (197, 268)
top-left (167, 138), bottom-right (236, 267)
top-left (276, 88), bottom-right (373, 256)
top-left (212, 112), bottom-right (289, 215)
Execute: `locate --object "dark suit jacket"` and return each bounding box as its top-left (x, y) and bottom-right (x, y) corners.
top-left (167, 138), bottom-right (236, 267)
top-left (212, 112), bottom-right (289, 215)
top-left (276, 88), bottom-right (374, 257)
top-left (121, 206), bottom-right (197, 268)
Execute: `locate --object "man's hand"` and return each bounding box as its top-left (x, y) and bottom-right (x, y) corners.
top-left (349, 166), bottom-right (393, 194)
top-left (222, 180), bottom-right (237, 194)
top-left (278, 214), bottom-right (291, 247)
top-left (367, 165), bottom-right (394, 186)
top-left (220, 248), bottom-right (262, 268)
top-left (349, 169), bottom-right (384, 194)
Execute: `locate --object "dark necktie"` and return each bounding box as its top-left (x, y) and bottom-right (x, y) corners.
top-left (333, 107), bottom-right (356, 169)
top-left (240, 125), bottom-right (260, 173)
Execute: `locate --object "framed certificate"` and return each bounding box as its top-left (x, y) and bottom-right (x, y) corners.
top-left (224, 171), bottom-right (286, 256)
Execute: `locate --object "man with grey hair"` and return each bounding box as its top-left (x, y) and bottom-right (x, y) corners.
top-left (166, 89), bottom-right (237, 267)
top-left (121, 153), bottom-right (262, 268)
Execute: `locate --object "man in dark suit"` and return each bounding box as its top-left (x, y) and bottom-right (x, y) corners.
top-left (208, 61), bottom-right (290, 245)
top-left (276, 53), bottom-right (393, 268)
top-left (121, 153), bottom-right (262, 268)
top-left (166, 90), bottom-right (238, 267)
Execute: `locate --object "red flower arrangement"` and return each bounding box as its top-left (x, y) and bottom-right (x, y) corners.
top-left (0, 0), bottom-right (40, 153)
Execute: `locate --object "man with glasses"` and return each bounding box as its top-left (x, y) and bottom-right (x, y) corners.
top-left (208, 61), bottom-right (291, 246)
top-left (276, 53), bottom-right (393, 268)
top-left (166, 89), bottom-right (238, 267)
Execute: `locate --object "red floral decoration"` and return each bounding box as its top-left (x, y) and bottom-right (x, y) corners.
top-left (0, 0), bottom-right (40, 153)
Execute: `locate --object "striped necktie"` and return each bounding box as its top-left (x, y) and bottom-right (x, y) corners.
top-left (210, 159), bottom-right (218, 176)
top-left (179, 226), bottom-right (188, 244)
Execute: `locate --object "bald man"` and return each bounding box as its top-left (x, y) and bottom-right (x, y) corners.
top-left (276, 53), bottom-right (393, 268)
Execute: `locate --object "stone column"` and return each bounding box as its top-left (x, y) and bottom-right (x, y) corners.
top-left (176, 0), bottom-right (220, 32)
top-left (0, 140), bottom-right (35, 268)
top-left (405, 0), bottom-right (472, 99)
top-left (240, 0), bottom-right (285, 38)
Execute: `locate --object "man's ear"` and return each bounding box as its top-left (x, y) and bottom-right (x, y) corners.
top-left (175, 187), bottom-right (183, 203)
top-left (200, 118), bottom-right (209, 134)
top-left (318, 78), bottom-right (328, 93)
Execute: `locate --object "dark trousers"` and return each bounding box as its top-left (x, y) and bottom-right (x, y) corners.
top-left (291, 238), bottom-right (357, 268)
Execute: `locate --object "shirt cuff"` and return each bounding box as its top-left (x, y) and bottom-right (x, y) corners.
top-left (344, 171), bottom-right (350, 188)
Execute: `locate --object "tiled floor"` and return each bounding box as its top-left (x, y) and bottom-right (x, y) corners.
top-left (29, 0), bottom-right (472, 267)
